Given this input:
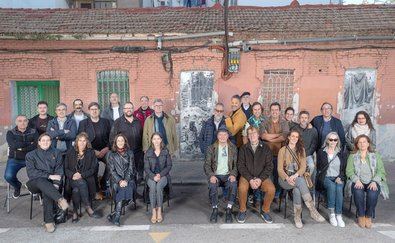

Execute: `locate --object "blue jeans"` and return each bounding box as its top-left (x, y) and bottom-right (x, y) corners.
top-left (208, 175), bottom-right (237, 207)
top-left (4, 158), bottom-right (26, 189)
top-left (323, 177), bottom-right (344, 214)
top-left (352, 182), bottom-right (380, 218)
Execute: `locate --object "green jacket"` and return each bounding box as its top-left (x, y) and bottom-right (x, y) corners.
top-left (142, 112), bottom-right (178, 155)
top-left (203, 141), bottom-right (238, 179)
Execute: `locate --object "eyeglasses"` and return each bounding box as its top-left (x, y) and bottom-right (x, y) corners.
top-left (328, 138), bottom-right (338, 142)
top-left (215, 109), bottom-right (224, 113)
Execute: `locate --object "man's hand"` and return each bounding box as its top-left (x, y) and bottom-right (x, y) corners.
top-left (154, 174), bottom-right (161, 182)
top-left (229, 175), bottom-right (236, 183)
top-left (72, 172), bottom-right (82, 180)
top-left (335, 177), bottom-right (343, 184)
top-left (49, 175), bottom-right (61, 181)
top-left (210, 176), bottom-right (218, 184)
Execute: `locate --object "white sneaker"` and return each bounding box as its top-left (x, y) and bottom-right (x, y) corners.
top-left (336, 214), bottom-right (345, 228)
top-left (329, 213), bottom-right (337, 227)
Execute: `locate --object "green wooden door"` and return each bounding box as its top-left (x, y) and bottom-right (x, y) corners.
top-left (16, 81), bottom-right (60, 118)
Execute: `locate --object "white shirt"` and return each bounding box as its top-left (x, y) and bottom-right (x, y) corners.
top-left (112, 106), bottom-right (120, 120)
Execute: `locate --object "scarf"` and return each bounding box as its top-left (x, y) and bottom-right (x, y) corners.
top-left (154, 114), bottom-right (168, 145)
top-left (117, 147), bottom-right (126, 154)
top-left (351, 123), bottom-right (371, 139)
top-left (248, 115), bottom-right (266, 128)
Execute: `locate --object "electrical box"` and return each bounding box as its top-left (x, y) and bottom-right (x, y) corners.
top-left (228, 48), bottom-right (240, 73)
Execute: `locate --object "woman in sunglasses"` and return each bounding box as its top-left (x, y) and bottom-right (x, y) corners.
top-left (316, 132), bottom-right (347, 227)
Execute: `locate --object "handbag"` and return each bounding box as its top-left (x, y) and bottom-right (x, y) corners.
top-left (316, 153), bottom-right (339, 191)
top-left (286, 146), bottom-right (314, 189)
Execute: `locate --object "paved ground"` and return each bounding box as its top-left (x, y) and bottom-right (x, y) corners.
top-left (0, 160), bottom-right (394, 243)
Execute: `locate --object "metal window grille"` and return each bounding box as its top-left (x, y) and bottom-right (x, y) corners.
top-left (97, 70), bottom-right (130, 109)
top-left (261, 69), bottom-right (295, 112)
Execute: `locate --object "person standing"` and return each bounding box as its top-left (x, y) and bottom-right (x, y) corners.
top-left (28, 101), bottom-right (54, 135)
top-left (345, 111), bottom-right (376, 152)
top-left (199, 103), bottom-right (226, 155)
top-left (134, 96), bottom-right (154, 128)
top-left (68, 99), bottom-right (89, 130)
top-left (225, 95), bottom-right (247, 148)
top-left (240, 91), bottom-right (253, 119)
top-left (101, 93), bottom-right (123, 125)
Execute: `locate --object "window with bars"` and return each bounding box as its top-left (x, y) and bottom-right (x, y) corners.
top-left (15, 81), bottom-right (60, 118)
top-left (97, 70), bottom-right (130, 109)
top-left (260, 69), bottom-right (295, 112)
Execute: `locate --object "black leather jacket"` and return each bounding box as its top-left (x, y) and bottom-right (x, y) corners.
top-left (107, 150), bottom-right (136, 184)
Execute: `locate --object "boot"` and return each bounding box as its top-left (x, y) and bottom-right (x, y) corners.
top-left (358, 217), bottom-right (366, 228)
top-left (113, 201), bottom-right (122, 227)
top-left (210, 208), bottom-right (218, 223)
top-left (293, 205), bottom-right (303, 229)
top-left (302, 194), bottom-right (325, 222)
top-left (57, 198), bottom-right (69, 211)
top-left (365, 217), bottom-right (372, 229)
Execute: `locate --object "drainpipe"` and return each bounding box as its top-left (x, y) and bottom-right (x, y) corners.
top-left (228, 35), bottom-right (395, 47)
top-left (160, 31), bottom-right (233, 41)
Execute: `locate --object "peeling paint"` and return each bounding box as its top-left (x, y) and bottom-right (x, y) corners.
top-left (377, 124), bottom-right (395, 162)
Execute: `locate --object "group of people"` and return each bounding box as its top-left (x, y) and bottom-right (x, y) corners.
top-left (3, 91), bottom-right (388, 233)
top-left (5, 94), bottom-right (175, 232)
top-left (200, 92), bottom-right (388, 229)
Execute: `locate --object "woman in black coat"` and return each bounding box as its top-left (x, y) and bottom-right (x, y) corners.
top-left (106, 134), bottom-right (136, 227)
top-left (144, 132), bottom-right (172, 224)
top-left (65, 132), bottom-right (100, 222)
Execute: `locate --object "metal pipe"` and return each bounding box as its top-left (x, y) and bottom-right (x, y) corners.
top-left (161, 31), bottom-right (233, 41)
top-left (229, 35), bottom-right (395, 47)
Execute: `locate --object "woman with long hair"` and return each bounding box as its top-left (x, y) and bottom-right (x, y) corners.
top-left (316, 132), bottom-right (347, 227)
top-left (144, 132), bottom-right (172, 223)
top-left (346, 134), bottom-right (388, 229)
top-left (278, 130), bottom-right (325, 228)
top-left (346, 111), bottom-right (376, 151)
top-left (65, 132), bottom-right (100, 223)
top-left (106, 134), bottom-right (136, 226)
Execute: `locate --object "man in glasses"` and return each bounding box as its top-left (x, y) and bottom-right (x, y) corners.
top-left (109, 102), bottom-right (143, 181)
top-left (143, 98), bottom-right (178, 156)
top-left (311, 102), bottom-right (345, 151)
top-left (204, 126), bottom-right (238, 223)
top-left (199, 103), bottom-right (226, 155)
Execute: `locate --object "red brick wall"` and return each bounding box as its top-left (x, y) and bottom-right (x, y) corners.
top-left (0, 39), bottom-right (394, 126)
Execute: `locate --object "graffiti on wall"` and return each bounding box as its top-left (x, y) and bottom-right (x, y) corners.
top-left (179, 71), bottom-right (215, 158)
top-left (341, 68), bottom-right (376, 128)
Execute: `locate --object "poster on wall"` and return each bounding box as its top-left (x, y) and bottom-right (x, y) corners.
top-left (179, 71), bottom-right (215, 159)
top-left (341, 68), bottom-right (376, 129)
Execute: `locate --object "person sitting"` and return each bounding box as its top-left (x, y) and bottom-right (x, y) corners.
top-left (345, 111), bottom-right (376, 152)
top-left (346, 134), bottom-right (388, 229)
top-left (4, 115), bottom-right (38, 198)
top-left (144, 132), bottom-right (172, 224)
top-left (278, 130), bottom-right (325, 229)
top-left (204, 126), bottom-right (238, 223)
top-left (316, 132), bottom-right (347, 227)
top-left (65, 132), bottom-right (100, 223)
top-left (106, 134), bottom-right (136, 227)
top-left (236, 126), bottom-right (275, 224)
top-left (26, 133), bottom-right (69, 233)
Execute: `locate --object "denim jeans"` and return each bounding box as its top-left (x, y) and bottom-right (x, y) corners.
top-left (208, 175), bottom-right (237, 207)
top-left (323, 176), bottom-right (344, 214)
top-left (352, 182), bottom-right (380, 218)
top-left (4, 158), bottom-right (26, 189)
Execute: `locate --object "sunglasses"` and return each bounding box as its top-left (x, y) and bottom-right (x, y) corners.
top-left (215, 109), bottom-right (224, 113)
top-left (328, 138), bottom-right (338, 142)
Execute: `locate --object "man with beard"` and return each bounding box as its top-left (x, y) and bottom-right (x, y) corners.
top-left (28, 101), bottom-right (54, 135)
top-left (68, 99), bottom-right (89, 130)
top-left (260, 102), bottom-right (289, 200)
top-left (134, 96), bottom-right (154, 128)
top-left (79, 102), bottom-right (112, 198)
top-left (110, 102), bottom-right (143, 181)
top-left (225, 95), bottom-right (247, 148)
top-left (199, 103), bottom-right (226, 155)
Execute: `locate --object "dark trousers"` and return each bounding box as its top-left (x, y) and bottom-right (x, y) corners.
top-left (26, 178), bottom-right (63, 223)
top-left (4, 158), bottom-right (26, 189)
top-left (70, 179), bottom-right (90, 212)
top-left (208, 175), bottom-right (237, 207)
top-left (134, 150), bottom-right (144, 179)
top-left (113, 181), bottom-right (135, 203)
top-left (272, 156), bottom-right (281, 198)
top-left (352, 182), bottom-right (380, 218)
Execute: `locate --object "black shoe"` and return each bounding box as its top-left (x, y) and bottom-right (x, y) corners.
top-left (225, 208), bottom-right (233, 223)
top-left (87, 210), bottom-right (102, 219)
top-left (113, 213), bottom-right (121, 227)
top-left (210, 208), bottom-right (218, 223)
top-left (72, 213), bottom-right (79, 223)
top-left (107, 212), bottom-right (115, 223)
top-left (13, 187), bottom-right (21, 199)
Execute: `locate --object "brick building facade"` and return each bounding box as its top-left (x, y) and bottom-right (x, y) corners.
top-left (0, 4), bottom-right (394, 160)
